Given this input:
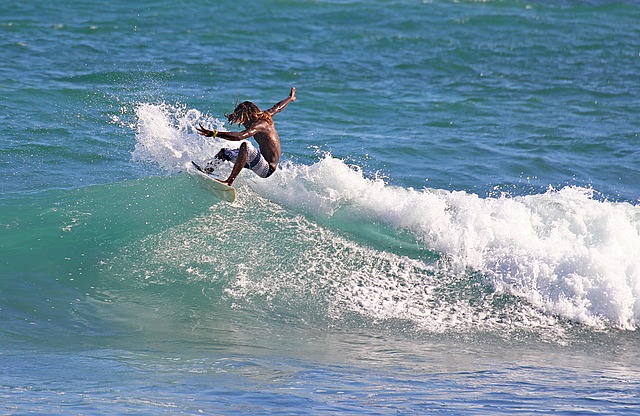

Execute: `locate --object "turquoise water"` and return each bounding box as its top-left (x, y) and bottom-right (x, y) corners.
top-left (2, 0), bottom-right (640, 414)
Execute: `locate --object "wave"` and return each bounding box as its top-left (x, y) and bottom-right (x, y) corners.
top-left (254, 158), bottom-right (640, 331)
top-left (116, 102), bottom-right (640, 333)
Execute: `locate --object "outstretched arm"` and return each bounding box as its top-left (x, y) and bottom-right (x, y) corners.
top-left (196, 124), bottom-right (258, 141)
top-left (265, 87), bottom-right (296, 117)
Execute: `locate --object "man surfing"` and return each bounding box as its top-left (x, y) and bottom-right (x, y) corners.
top-left (195, 87), bottom-right (296, 186)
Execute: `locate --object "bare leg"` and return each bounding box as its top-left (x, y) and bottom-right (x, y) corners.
top-left (221, 142), bottom-right (248, 186)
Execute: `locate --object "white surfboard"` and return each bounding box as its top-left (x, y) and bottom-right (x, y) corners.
top-left (191, 161), bottom-right (236, 203)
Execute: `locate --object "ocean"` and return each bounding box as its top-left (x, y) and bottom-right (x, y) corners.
top-left (1, 0), bottom-right (640, 414)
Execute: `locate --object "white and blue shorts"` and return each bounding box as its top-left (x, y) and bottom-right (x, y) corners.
top-left (220, 141), bottom-right (275, 178)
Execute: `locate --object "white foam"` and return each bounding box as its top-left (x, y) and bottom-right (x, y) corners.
top-left (259, 156), bottom-right (640, 330)
top-left (132, 103), bottom-right (640, 330)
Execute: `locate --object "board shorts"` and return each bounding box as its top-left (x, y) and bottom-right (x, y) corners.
top-left (220, 142), bottom-right (275, 178)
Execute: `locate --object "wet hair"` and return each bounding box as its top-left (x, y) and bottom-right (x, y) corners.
top-left (225, 101), bottom-right (273, 126)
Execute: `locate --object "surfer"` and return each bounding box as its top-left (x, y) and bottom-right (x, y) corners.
top-left (196, 87), bottom-right (296, 186)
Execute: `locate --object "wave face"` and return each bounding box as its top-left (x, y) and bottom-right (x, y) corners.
top-left (3, 101), bottom-right (637, 353)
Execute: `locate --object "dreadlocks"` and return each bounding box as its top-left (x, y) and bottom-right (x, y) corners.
top-left (225, 101), bottom-right (273, 126)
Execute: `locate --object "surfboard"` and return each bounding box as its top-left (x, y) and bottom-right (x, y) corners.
top-left (191, 161), bottom-right (236, 203)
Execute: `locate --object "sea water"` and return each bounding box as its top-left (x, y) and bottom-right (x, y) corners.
top-left (1, 0), bottom-right (640, 414)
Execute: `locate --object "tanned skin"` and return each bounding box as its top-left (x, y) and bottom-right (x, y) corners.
top-left (196, 87), bottom-right (296, 185)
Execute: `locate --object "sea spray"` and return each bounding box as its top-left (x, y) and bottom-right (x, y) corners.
top-left (131, 102), bottom-right (231, 173)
